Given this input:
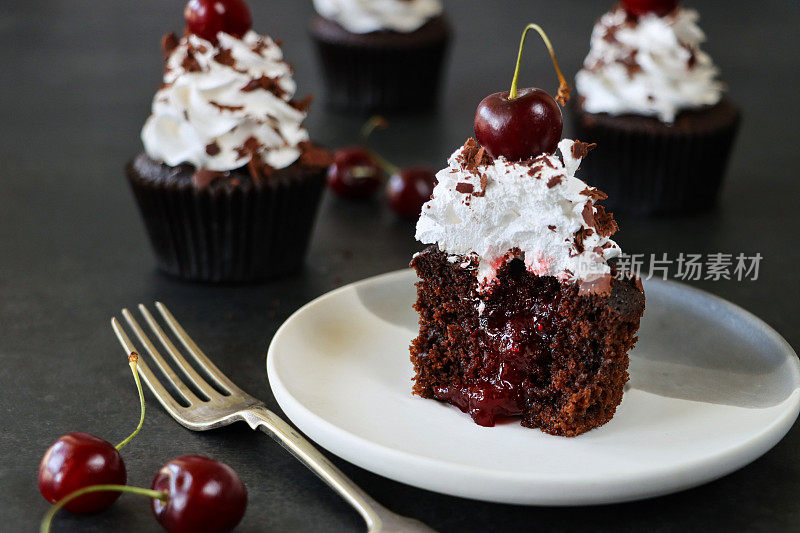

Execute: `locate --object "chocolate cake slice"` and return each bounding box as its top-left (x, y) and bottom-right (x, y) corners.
top-left (410, 138), bottom-right (645, 436)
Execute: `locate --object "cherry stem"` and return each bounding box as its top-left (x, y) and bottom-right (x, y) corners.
top-left (40, 484), bottom-right (168, 533)
top-left (359, 116), bottom-right (400, 176)
top-left (115, 352), bottom-right (145, 451)
top-left (359, 115), bottom-right (389, 144)
top-left (509, 23), bottom-right (571, 106)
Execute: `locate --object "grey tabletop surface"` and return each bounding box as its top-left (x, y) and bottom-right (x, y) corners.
top-left (2, 0), bottom-right (799, 531)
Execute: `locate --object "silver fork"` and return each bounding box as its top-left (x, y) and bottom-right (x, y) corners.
top-left (111, 302), bottom-right (435, 533)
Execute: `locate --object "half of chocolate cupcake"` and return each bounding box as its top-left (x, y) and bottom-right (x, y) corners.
top-left (411, 138), bottom-right (645, 436)
top-left (128, 15), bottom-right (331, 282)
top-left (310, 0), bottom-right (451, 114)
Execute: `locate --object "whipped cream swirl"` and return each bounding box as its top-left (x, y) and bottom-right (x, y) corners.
top-left (142, 31), bottom-right (309, 171)
top-left (313, 0), bottom-right (442, 33)
top-left (416, 140), bottom-right (621, 290)
top-left (575, 7), bottom-right (723, 123)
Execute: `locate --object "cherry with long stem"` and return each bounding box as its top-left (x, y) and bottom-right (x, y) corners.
top-left (37, 353), bottom-right (146, 514)
top-left (509, 24), bottom-right (570, 105)
top-left (474, 23), bottom-right (569, 160)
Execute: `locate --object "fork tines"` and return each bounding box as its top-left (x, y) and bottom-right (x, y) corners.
top-left (111, 302), bottom-right (243, 420)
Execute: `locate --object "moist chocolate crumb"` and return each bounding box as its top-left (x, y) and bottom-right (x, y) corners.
top-left (578, 273), bottom-right (613, 296)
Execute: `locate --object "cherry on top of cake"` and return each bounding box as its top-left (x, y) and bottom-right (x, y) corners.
top-left (415, 24), bottom-right (621, 294)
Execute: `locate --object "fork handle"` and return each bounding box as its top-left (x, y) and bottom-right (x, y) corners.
top-left (241, 406), bottom-right (435, 533)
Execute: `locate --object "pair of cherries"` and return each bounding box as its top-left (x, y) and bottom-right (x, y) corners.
top-left (327, 119), bottom-right (437, 220)
top-left (38, 354), bottom-right (246, 533)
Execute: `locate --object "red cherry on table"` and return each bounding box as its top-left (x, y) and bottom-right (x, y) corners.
top-left (327, 147), bottom-right (384, 199)
top-left (151, 455), bottom-right (247, 533)
top-left (474, 88), bottom-right (562, 161)
top-left (621, 0), bottom-right (680, 17)
top-left (184, 0), bottom-right (252, 44)
top-left (38, 432), bottom-right (127, 514)
top-left (386, 166), bottom-right (436, 220)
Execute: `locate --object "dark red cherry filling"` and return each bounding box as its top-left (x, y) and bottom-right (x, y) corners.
top-left (434, 266), bottom-right (561, 427)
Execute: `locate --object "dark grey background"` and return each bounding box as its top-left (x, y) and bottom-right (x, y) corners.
top-left (2, 0), bottom-right (799, 531)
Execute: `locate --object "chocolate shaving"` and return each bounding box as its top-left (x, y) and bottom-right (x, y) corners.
top-left (621, 50), bottom-right (643, 77)
top-left (205, 142), bottom-right (221, 156)
top-left (593, 205), bottom-right (618, 237)
top-left (459, 138), bottom-right (493, 171)
top-left (210, 101), bottom-right (244, 112)
top-left (580, 187), bottom-right (608, 200)
top-left (474, 175), bottom-right (489, 197)
top-left (455, 183), bottom-right (474, 194)
top-left (241, 76), bottom-right (286, 98)
top-left (602, 25), bottom-right (619, 44)
top-left (214, 49), bottom-right (235, 67)
top-left (548, 225), bottom-right (556, 231)
top-left (573, 227), bottom-right (595, 254)
top-left (235, 136), bottom-right (264, 160)
top-left (571, 141), bottom-right (597, 160)
top-left (161, 32), bottom-right (179, 61)
top-left (582, 203), bottom-right (596, 228)
top-left (290, 95), bottom-right (313, 112)
top-left (546, 175), bottom-right (563, 188)
top-left (180, 50), bottom-right (201, 72)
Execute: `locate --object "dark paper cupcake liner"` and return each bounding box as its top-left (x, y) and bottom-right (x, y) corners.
top-left (570, 97), bottom-right (741, 215)
top-left (310, 16), bottom-right (451, 115)
top-left (126, 164), bottom-right (326, 282)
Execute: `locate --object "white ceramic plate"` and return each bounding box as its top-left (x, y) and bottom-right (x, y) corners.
top-left (267, 269), bottom-right (800, 505)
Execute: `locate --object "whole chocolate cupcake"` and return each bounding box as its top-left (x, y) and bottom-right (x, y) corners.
top-left (572, 1), bottom-right (740, 215)
top-left (127, 1), bottom-right (331, 282)
top-left (310, 0), bottom-right (451, 114)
